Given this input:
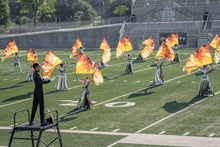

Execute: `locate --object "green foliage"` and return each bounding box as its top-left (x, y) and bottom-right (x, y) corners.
top-left (15, 0), bottom-right (56, 24)
top-left (0, 0), bottom-right (10, 25)
top-left (74, 11), bottom-right (84, 21)
top-left (105, 0), bottom-right (131, 17)
top-left (113, 5), bottom-right (129, 16)
top-left (55, 0), bottom-right (96, 21)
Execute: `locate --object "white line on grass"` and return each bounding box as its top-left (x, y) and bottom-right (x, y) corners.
top-left (209, 133), bottom-right (215, 137)
top-left (70, 126), bottom-right (77, 130)
top-left (135, 90), bottom-right (220, 133)
top-left (91, 127), bottom-right (98, 131)
top-left (183, 132), bottom-right (190, 136)
top-left (158, 131), bottom-right (166, 135)
top-left (112, 129), bottom-right (120, 132)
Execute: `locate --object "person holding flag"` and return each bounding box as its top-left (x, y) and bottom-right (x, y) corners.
top-left (172, 44), bottom-right (180, 63)
top-left (13, 52), bottom-right (23, 72)
top-left (76, 74), bottom-right (94, 109)
top-left (75, 51), bottom-right (95, 109)
top-left (125, 53), bottom-right (133, 73)
top-left (198, 65), bottom-right (215, 97)
top-left (152, 58), bottom-right (165, 85)
top-left (54, 63), bottom-right (68, 90)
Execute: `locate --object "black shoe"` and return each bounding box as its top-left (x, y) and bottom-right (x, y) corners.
top-left (29, 122), bottom-right (34, 126)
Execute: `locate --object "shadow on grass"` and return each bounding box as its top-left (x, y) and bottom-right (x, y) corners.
top-left (59, 116), bottom-right (78, 123)
top-left (59, 108), bottom-right (89, 120)
top-left (128, 84), bottom-right (162, 98)
top-left (104, 73), bottom-right (127, 81)
top-left (163, 95), bottom-right (208, 113)
top-left (128, 91), bottom-right (155, 98)
top-left (133, 60), bottom-right (146, 64)
top-left (195, 69), bottom-right (215, 76)
top-left (3, 91), bottom-right (33, 102)
top-left (0, 81), bottom-right (29, 90)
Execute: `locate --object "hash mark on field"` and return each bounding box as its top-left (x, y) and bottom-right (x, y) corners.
top-left (158, 131), bottom-right (166, 135)
top-left (3, 79), bottom-right (8, 80)
top-left (91, 127), bottom-right (98, 131)
top-left (123, 80), bottom-right (128, 83)
top-left (70, 126), bottom-right (77, 130)
top-left (183, 132), bottom-right (190, 136)
top-left (209, 133), bottom-right (215, 137)
top-left (176, 81), bottom-right (181, 83)
top-left (191, 81), bottom-right (196, 83)
top-left (110, 80), bottom-right (114, 82)
top-left (136, 80), bottom-right (140, 83)
top-left (14, 79), bottom-right (20, 81)
top-left (112, 129), bottom-right (120, 132)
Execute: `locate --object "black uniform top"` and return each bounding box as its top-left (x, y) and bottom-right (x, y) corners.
top-left (33, 71), bottom-right (50, 92)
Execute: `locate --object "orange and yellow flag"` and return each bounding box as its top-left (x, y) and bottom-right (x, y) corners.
top-left (166, 33), bottom-right (179, 48)
top-left (116, 41), bottom-right (125, 58)
top-left (27, 48), bottom-right (38, 63)
top-left (116, 37), bottom-right (132, 58)
top-left (42, 51), bottom-right (63, 78)
top-left (99, 38), bottom-right (109, 50)
top-left (213, 49), bottom-right (220, 63)
top-left (155, 42), bottom-right (175, 62)
top-left (76, 52), bottom-right (94, 74)
top-left (183, 44), bottom-right (213, 73)
top-left (100, 38), bottom-right (111, 64)
top-left (70, 37), bottom-right (83, 58)
top-left (140, 37), bottom-right (154, 59)
top-left (210, 34), bottom-right (220, 49)
top-left (2, 40), bottom-right (19, 62)
top-left (92, 63), bottom-right (103, 85)
top-left (122, 37), bottom-right (133, 51)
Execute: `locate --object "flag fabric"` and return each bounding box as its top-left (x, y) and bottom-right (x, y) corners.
top-left (70, 37), bottom-right (83, 58)
top-left (27, 48), bottom-right (38, 63)
top-left (210, 34), bottom-right (220, 49)
top-left (183, 44), bottom-right (213, 73)
top-left (99, 38), bottom-right (108, 50)
top-left (213, 49), bottom-right (220, 63)
top-left (92, 63), bottom-right (103, 85)
top-left (116, 40), bottom-right (125, 58)
top-left (155, 42), bottom-right (175, 62)
top-left (76, 52), bottom-right (94, 74)
top-left (42, 51), bottom-right (63, 78)
top-left (2, 40), bottom-right (19, 62)
top-left (140, 37), bottom-right (155, 59)
top-left (122, 37), bottom-right (133, 51)
top-left (100, 38), bottom-right (111, 64)
top-left (116, 37), bottom-right (132, 58)
top-left (166, 33), bottom-right (179, 48)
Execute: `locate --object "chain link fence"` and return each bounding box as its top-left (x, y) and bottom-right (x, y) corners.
top-left (0, 16), bottom-right (130, 35)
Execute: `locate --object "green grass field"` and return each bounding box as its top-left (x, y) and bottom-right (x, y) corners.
top-left (0, 49), bottom-right (219, 147)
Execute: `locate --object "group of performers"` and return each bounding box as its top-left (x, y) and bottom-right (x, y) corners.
top-left (11, 38), bottom-right (216, 112)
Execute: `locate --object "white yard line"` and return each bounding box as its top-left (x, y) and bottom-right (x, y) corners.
top-left (135, 90), bottom-right (220, 133)
top-left (183, 132), bottom-right (190, 136)
top-left (158, 131), bottom-right (166, 135)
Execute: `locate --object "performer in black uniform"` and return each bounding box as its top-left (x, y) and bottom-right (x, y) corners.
top-left (30, 63), bottom-right (53, 126)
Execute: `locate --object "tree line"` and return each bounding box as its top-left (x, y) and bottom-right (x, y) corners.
top-left (0, 0), bottom-right (131, 25)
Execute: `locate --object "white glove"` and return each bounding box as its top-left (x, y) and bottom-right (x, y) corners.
top-left (50, 78), bottom-right (55, 82)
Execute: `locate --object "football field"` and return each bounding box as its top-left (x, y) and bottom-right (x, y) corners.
top-left (0, 49), bottom-right (220, 146)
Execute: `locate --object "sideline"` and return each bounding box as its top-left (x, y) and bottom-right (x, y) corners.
top-left (1, 126), bottom-right (220, 147)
